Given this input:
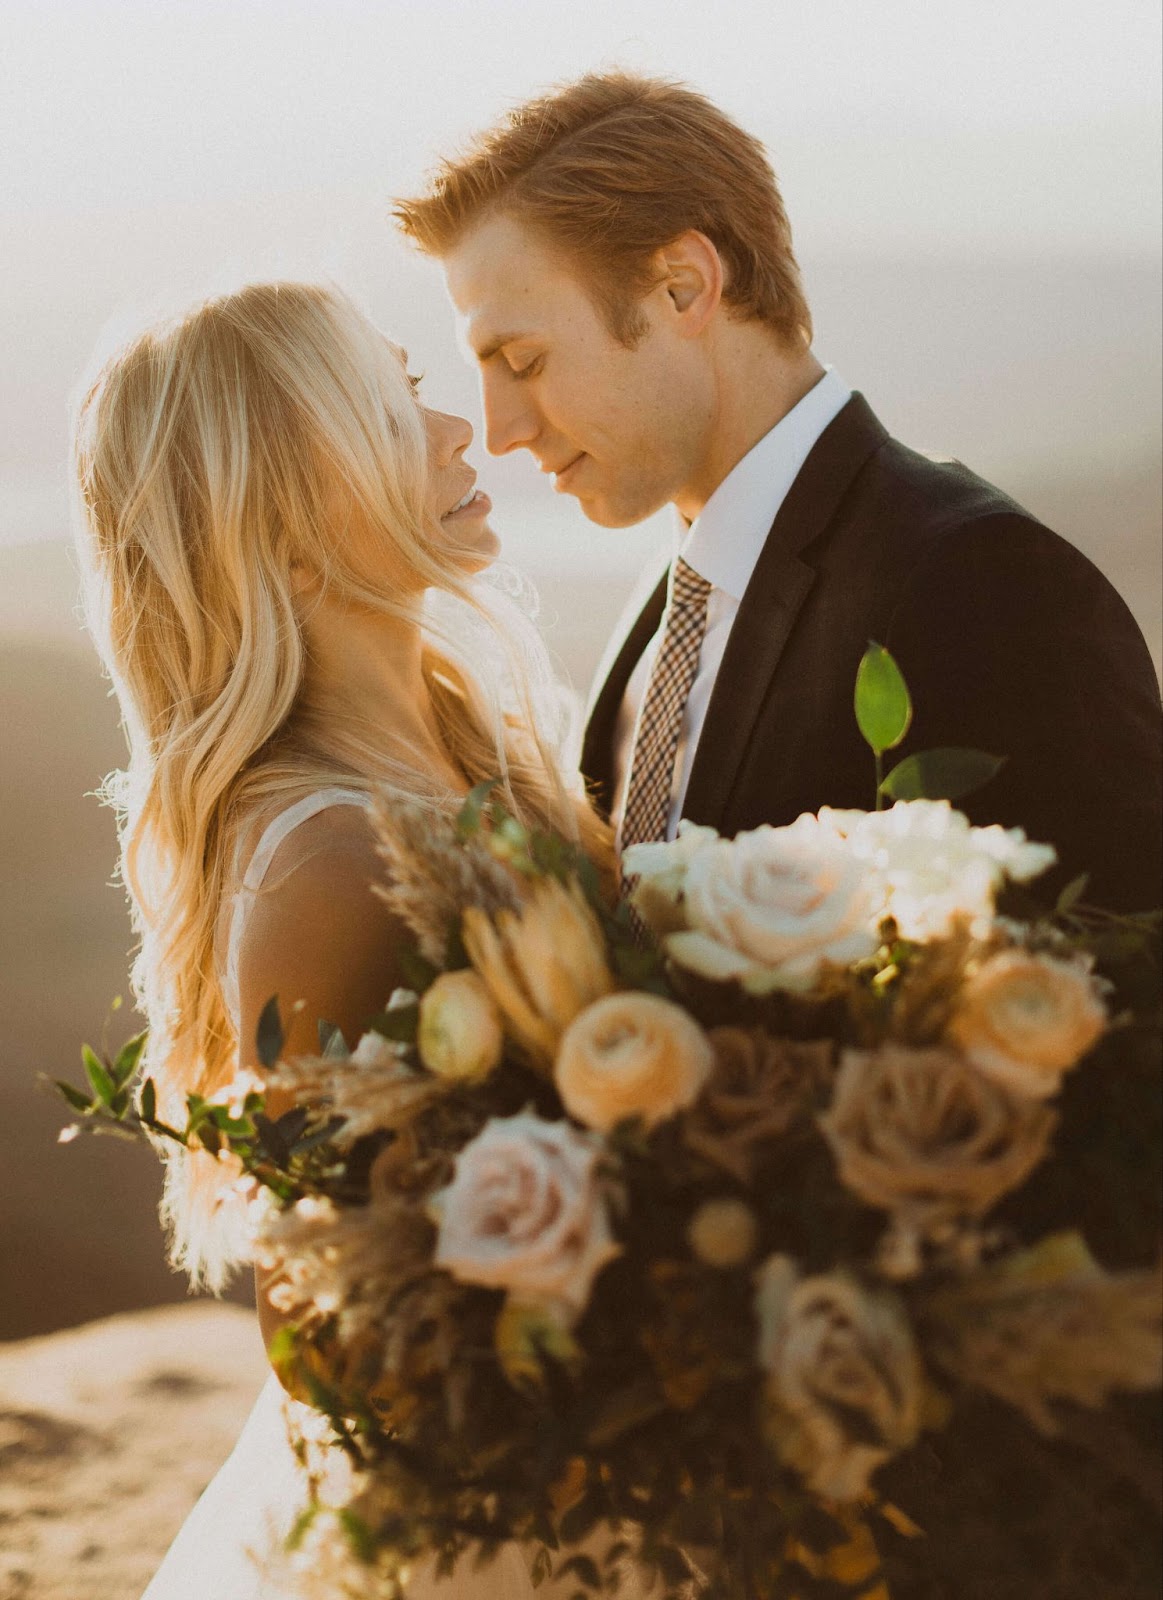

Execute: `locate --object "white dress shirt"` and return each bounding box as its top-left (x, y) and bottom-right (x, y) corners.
top-left (611, 367), bottom-right (852, 846)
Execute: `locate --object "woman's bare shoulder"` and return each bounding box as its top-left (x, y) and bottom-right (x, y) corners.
top-left (235, 801), bottom-right (410, 1062)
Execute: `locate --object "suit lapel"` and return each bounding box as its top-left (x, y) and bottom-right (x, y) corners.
top-left (580, 567), bottom-right (668, 814)
top-left (681, 394), bottom-right (889, 828)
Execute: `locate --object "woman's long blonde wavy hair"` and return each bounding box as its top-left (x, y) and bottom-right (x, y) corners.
top-left (72, 281), bottom-right (610, 1289)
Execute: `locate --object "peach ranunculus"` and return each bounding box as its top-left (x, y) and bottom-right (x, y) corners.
top-left (819, 800), bottom-right (1057, 941)
top-left (555, 993), bottom-right (715, 1133)
top-left (416, 969), bottom-right (504, 1083)
top-left (462, 878), bottom-right (614, 1065)
top-left (429, 1111), bottom-right (620, 1323)
top-left (947, 949), bottom-right (1108, 1099)
top-left (652, 815), bottom-right (881, 995)
top-left (754, 1255), bottom-right (923, 1502)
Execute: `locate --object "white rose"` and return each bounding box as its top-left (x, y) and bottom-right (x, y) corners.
top-left (430, 1112), bottom-right (620, 1322)
top-left (622, 820), bottom-right (719, 938)
top-left (664, 815), bottom-right (881, 993)
top-left (821, 801), bottom-right (1056, 941)
top-left (754, 1255), bottom-right (923, 1502)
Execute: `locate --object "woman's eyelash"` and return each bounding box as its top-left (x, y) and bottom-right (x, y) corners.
top-left (512, 356), bottom-right (544, 381)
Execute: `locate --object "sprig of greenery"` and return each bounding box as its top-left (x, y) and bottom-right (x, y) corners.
top-left (855, 641), bottom-right (1004, 808)
top-left (52, 999), bottom-right (348, 1202)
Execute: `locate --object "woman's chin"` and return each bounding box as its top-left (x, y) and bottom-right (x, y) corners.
top-left (443, 520), bottom-right (502, 576)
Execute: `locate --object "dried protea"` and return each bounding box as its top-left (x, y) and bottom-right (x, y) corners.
top-left (684, 1027), bottom-right (835, 1183)
top-left (462, 877), bottom-right (614, 1065)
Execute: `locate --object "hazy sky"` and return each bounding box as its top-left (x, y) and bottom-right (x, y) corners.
top-left (2, 0), bottom-right (1160, 552)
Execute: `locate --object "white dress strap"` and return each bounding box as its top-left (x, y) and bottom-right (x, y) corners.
top-left (222, 787), bottom-right (373, 1029)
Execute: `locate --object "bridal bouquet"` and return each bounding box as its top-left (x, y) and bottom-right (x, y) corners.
top-left (59, 649), bottom-right (1162, 1600)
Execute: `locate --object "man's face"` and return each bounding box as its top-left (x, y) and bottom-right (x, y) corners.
top-left (442, 213), bottom-right (713, 528)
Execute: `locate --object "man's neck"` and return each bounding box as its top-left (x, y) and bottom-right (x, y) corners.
top-left (674, 334), bottom-right (826, 524)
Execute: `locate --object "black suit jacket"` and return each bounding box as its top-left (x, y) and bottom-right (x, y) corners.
top-left (582, 394), bottom-right (1162, 911)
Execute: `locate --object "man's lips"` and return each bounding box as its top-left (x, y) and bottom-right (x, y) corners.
top-left (549, 454), bottom-right (586, 491)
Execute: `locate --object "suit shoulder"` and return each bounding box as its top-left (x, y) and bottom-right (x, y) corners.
top-left (863, 435), bottom-right (1038, 531)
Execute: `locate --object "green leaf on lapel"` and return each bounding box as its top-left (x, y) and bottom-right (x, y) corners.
top-left (855, 642), bottom-right (913, 754)
top-left (880, 747), bottom-right (1006, 802)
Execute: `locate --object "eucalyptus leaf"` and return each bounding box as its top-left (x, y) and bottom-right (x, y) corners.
top-left (854, 642), bottom-right (913, 754)
top-left (880, 747), bottom-right (1006, 802)
top-left (82, 1046), bottom-right (116, 1107)
top-left (256, 994), bottom-right (284, 1069)
top-left (140, 1078), bottom-right (157, 1123)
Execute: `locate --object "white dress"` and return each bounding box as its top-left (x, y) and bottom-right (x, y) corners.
top-left (143, 789), bottom-right (647, 1600)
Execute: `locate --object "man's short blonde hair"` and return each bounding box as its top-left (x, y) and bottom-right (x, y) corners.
top-left (394, 71), bottom-right (812, 349)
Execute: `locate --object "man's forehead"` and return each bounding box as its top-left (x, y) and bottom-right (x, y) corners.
top-left (442, 215), bottom-right (575, 349)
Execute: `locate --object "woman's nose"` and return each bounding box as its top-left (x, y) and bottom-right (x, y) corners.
top-left (427, 407), bottom-right (473, 464)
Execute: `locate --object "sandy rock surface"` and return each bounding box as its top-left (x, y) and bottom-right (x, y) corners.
top-left (0, 1303), bottom-right (269, 1600)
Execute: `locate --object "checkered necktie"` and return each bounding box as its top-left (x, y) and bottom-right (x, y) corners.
top-left (620, 557), bottom-right (713, 849)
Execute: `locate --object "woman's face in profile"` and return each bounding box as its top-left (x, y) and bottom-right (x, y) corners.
top-left (420, 399), bottom-right (501, 577)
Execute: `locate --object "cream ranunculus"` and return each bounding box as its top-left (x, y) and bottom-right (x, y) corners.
top-left (462, 878), bottom-right (614, 1065)
top-left (947, 950), bottom-right (1107, 1099)
top-left (416, 969), bottom-right (504, 1083)
top-left (820, 801), bottom-right (1057, 941)
top-left (555, 993), bottom-right (715, 1133)
top-left (429, 1112), bottom-right (620, 1322)
top-left (663, 815), bottom-right (881, 994)
top-left (754, 1255), bottom-right (923, 1502)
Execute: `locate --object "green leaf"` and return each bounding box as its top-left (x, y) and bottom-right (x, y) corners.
top-left (56, 1079), bottom-right (94, 1114)
top-left (880, 747), bottom-right (1006, 802)
top-left (1056, 873), bottom-right (1090, 915)
top-left (255, 995), bottom-right (284, 1069)
top-left (855, 642), bottom-right (913, 754)
top-left (367, 1001), bottom-right (419, 1043)
top-left (455, 777), bottom-right (500, 839)
top-left (82, 1045), bottom-right (116, 1107)
top-left (140, 1078), bottom-right (157, 1123)
top-left (111, 1030), bottom-right (147, 1087)
top-left (401, 947), bottom-right (441, 992)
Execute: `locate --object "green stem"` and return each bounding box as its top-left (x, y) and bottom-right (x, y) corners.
top-left (874, 749), bottom-right (885, 810)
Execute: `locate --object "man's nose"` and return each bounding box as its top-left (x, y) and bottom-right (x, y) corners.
top-left (481, 372), bottom-right (538, 457)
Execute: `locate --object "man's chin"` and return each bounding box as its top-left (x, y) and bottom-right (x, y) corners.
top-left (570, 490), bottom-right (664, 530)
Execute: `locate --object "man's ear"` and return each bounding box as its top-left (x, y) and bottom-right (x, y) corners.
top-left (656, 230), bottom-right (724, 335)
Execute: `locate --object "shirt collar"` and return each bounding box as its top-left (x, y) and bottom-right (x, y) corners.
top-left (675, 366), bottom-right (852, 602)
